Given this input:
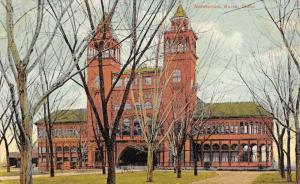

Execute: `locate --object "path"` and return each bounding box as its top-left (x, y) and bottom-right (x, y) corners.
top-left (193, 171), bottom-right (260, 184)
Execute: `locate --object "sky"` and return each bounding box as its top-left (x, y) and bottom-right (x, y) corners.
top-left (0, 0), bottom-right (295, 164)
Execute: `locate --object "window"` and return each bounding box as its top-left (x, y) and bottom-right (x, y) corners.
top-left (135, 103), bottom-right (142, 110)
top-left (172, 70), bottom-right (181, 83)
top-left (114, 104), bottom-right (120, 111)
top-left (56, 146), bottom-right (62, 152)
top-left (204, 153), bottom-right (210, 162)
top-left (94, 76), bottom-right (100, 88)
top-left (63, 146), bottom-right (70, 152)
top-left (124, 103), bottom-right (131, 110)
top-left (165, 39), bottom-right (170, 52)
top-left (212, 152), bottom-right (219, 162)
top-left (144, 102), bottom-right (152, 109)
top-left (124, 78), bottom-right (129, 86)
top-left (71, 147), bottom-right (77, 153)
top-left (133, 118), bottom-right (142, 136)
top-left (122, 119), bottom-right (131, 136)
top-left (231, 152), bottom-right (238, 162)
top-left (222, 152), bottom-right (229, 162)
top-left (41, 147), bottom-right (46, 153)
top-left (144, 93), bottom-right (152, 99)
top-left (145, 77), bottom-right (152, 85)
top-left (242, 145), bottom-right (249, 162)
top-left (112, 78), bottom-right (122, 87)
top-left (240, 122), bottom-right (244, 134)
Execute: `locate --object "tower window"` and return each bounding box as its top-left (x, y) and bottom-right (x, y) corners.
top-left (112, 78), bottom-right (122, 87)
top-left (124, 78), bottom-right (129, 86)
top-left (165, 39), bottom-right (170, 52)
top-left (122, 118), bottom-right (131, 136)
top-left (144, 102), bottom-right (152, 110)
top-left (172, 70), bottom-right (181, 83)
top-left (145, 77), bottom-right (152, 85)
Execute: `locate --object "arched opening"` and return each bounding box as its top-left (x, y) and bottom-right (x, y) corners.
top-left (221, 144), bottom-right (229, 162)
top-left (241, 144), bottom-right (249, 162)
top-left (260, 145), bottom-right (267, 162)
top-left (212, 144), bottom-right (220, 162)
top-left (119, 146), bottom-right (157, 166)
top-left (251, 144), bottom-right (258, 162)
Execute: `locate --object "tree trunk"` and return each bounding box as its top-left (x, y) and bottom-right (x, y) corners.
top-left (48, 135), bottom-right (55, 177)
top-left (287, 129), bottom-right (292, 182)
top-left (101, 146), bottom-right (106, 174)
top-left (4, 137), bottom-right (10, 173)
top-left (192, 141), bottom-right (198, 176)
top-left (20, 137), bottom-right (32, 184)
top-left (296, 131), bottom-right (300, 184)
top-left (173, 155), bottom-right (177, 173)
top-left (177, 149), bottom-right (182, 178)
top-left (18, 68), bottom-right (33, 184)
top-left (147, 145), bottom-right (154, 182)
top-left (276, 137), bottom-right (285, 179)
top-left (279, 147), bottom-right (285, 179)
top-left (106, 143), bottom-right (116, 184)
top-left (193, 158), bottom-right (197, 176)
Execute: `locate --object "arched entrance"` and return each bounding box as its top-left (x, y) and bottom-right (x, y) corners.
top-left (119, 146), bottom-right (147, 166)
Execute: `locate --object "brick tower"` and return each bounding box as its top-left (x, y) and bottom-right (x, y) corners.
top-left (86, 15), bottom-right (121, 167)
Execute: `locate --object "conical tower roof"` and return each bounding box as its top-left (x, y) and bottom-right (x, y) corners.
top-left (174, 4), bottom-right (187, 18)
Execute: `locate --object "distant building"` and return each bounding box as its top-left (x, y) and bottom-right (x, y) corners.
top-left (36, 4), bottom-right (273, 171)
top-left (9, 151), bottom-right (38, 168)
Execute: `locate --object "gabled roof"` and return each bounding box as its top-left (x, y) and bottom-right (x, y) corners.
top-left (35, 109), bottom-right (87, 124)
top-left (35, 102), bottom-right (271, 125)
top-left (194, 101), bottom-right (272, 119)
top-left (174, 4), bottom-right (188, 18)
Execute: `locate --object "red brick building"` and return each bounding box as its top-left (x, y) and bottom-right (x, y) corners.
top-left (36, 5), bottom-right (273, 171)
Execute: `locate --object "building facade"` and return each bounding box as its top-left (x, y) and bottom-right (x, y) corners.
top-left (36, 5), bottom-right (273, 171)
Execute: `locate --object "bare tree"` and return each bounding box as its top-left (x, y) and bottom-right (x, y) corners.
top-left (0, 100), bottom-right (14, 173)
top-left (50, 1), bottom-right (177, 183)
top-left (260, 1), bottom-right (300, 182)
top-left (1, 0), bottom-right (100, 183)
top-left (237, 52), bottom-right (298, 182)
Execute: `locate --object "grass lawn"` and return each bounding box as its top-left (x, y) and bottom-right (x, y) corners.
top-left (253, 173), bottom-right (296, 184)
top-left (0, 170), bottom-right (20, 176)
top-left (2, 171), bottom-right (216, 184)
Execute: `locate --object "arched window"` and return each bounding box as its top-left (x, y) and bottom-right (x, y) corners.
top-left (122, 118), bottom-right (131, 136)
top-left (133, 118), bottom-right (142, 136)
top-left (203, 144), bottom-right (210, 162)
top-left (144, 102), bottom-right (152, 109)
top-left (212, 144), bottom-right (220, 162)
top-left (172, 70), bottom-right (181, 83)
top-left (230, 144), bottom-right (238, 162)
top-left (221, 144), bottom-right (229, 162)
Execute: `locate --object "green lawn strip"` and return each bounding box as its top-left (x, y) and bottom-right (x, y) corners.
top-left (253, 173), bottom-right (296, 184)
top-left (0, 170), bottom-right (20, 176)
top-left (2, 171), bottom-right (216, 184)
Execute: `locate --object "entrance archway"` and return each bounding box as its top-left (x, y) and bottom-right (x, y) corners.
top-left (119, 146), bottom-right (147, 166)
